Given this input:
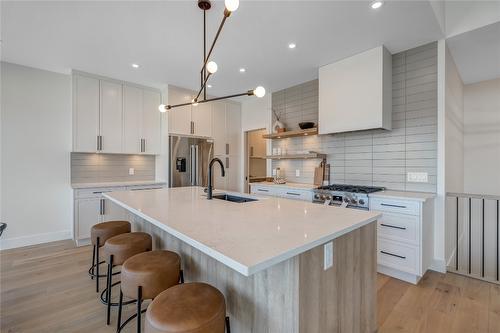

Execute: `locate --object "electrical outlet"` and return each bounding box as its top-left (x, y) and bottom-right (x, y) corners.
top-left (129, 168), bottom-right (135, 175)
top-left (295, 169), bottom-right (300, 177)
top-left (324, 241), bottom-right (333, 270)
top-left (407, 172), bottom-right (428, 183)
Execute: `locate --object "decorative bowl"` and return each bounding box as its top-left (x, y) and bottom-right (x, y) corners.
top-left (299, 122), bottom-right (315, 130)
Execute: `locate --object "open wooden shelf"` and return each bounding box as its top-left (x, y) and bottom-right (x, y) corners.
top-left (262, 127), bottom-right (318, 139)
top-left (265, 152), bottom-right (326, 160)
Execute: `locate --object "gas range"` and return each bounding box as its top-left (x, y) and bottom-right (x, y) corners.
top-left (312, 184), bottom-right (385, 210)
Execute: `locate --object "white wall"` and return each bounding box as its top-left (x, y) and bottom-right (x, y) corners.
top-left (1, 62), bottom-right (73, 249)
top-left (444, 45), bottom-right (465, 266)
top-left (463, 78), bottom-right (500, 196)
top-left (445, 46), bottom-right (465, 193)
top-left (240, 95), bottom-right (272, 191)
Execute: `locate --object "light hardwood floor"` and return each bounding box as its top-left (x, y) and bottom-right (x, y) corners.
top-left (1, 240), bottom-right (499, 333)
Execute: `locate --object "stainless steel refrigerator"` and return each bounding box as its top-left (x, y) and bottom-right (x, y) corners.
top-left (169, 135), bottom-right (214, 187)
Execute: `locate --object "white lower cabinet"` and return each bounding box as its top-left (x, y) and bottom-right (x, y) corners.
top-left (73, 184), bottom-right (165, 245)
top-left (250, 184), bottom-right (313, 201)
top-left (370, 196), bottom-right (434, 285)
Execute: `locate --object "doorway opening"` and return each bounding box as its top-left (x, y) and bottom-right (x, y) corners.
top-left (244, 128), bottom-right (267, 193)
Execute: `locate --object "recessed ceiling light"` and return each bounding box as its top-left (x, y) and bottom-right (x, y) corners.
top-left (370, 1), bottom-right (383, 9)
top-left (239, 68), bottom-right (246, 73)
top-left (207, 84), bottom-right (212, 88)
top-left (288, 43), bottom-right (296, 49)
top-left (131, 63), bottom-right (140, 68)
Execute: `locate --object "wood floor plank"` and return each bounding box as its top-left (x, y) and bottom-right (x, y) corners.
top-left (1, 240), bottom-right (498, 333)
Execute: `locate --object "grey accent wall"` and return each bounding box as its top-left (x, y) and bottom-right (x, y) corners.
top-left (271, 42), bottom-right (437, 192)
top-left (71, 153), bottom-right (155, 183)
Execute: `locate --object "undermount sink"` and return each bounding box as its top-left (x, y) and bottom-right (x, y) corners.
top-left (212, 194), bottom-right (258, 203)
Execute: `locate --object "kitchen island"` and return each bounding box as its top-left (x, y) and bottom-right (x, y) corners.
top-left (104, 186), bottom-right (381, 333)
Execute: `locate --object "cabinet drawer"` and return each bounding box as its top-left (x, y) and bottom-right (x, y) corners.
top-left (370, 198), bottom-right (420, 216)
top-left (282, 190), bottom-right (312, 201)
top-left (378, 239), bottom-right (419, 275)
top-left (250, 186), bottom-right (277, 196)
top-left (75, 187), bottom-right (126, 199)
top-left (378, 212), bottom-right (419, 244)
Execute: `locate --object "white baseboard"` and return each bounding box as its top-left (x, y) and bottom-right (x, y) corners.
top-left (430, 258), bottom-right (447, 273)
top-left (378, 265), bottom-right (421, 284)
top-left (0, 230), bottom-right (72, 250)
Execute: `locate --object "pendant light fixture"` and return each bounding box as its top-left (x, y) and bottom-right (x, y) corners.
top-left (159, 0), bottom-right (266, 112)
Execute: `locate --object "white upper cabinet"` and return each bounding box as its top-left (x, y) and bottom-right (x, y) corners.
top-left (225, 102), bottom-right (241, 156)
top-left (319, 46), bottom-right (392, 134)
top-left (73, 73), bottom-right (162, 154)
top-left (123, 85), bottom-right (143, 153)
top-left (211, 101), bottom-right (227, 156)
top-left (191, 102), bottom-right (212, 137)
top-left (74, 75), bottom-right (100, 152)
top-left (142, 89), bottom-right (162, 154)
top-left (167, 86), bottom-right (212, 137)
top-left (100, 80), bottom-right (123, 153)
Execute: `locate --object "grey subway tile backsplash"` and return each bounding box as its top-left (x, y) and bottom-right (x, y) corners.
top-left (71, 153), bottom-right (155, 183)
top-left (271, 42), bottom-right (437, 192)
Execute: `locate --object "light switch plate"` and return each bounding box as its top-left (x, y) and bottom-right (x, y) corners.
top-left (129, 168), bottom-right (135, 175)
top-left (407, 172), bottom-right (428, 183)
top-left (295, 169), bottom-right (300, 177)
top-left (324, 242), bottom-right (333, 270)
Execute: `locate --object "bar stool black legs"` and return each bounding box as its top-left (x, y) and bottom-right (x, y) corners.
top-left (225, 316), bottom-right (231, 333)
top-left (106, 254), bottom-right (114, 325)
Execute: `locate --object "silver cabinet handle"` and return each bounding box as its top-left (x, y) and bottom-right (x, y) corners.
top-left (286, 192), bottom-right (301, 196)
top-left (380, 203), bottom-right (407, 209)
top-left (143, 138), bottom-right (146, 153)
top-left (226, 143), bottom-right (229, 155)
top-left (102, 199), bottom-right (105, 215)
top-left (226, 157), bottom-right (229, 169)
top-left (190, 121), bottom-right (194, 134)
top-left (257, 189), bottom-right (269, 192)
top-left (97, 135), bottom-right (103, 151)
top-left (380, 223), bottom-right (407, 230)
top-left (380, 250), bottom-right (406, 259)
top-left (97, 136), bottom-right (100, 151)
top-left (99, 198), bottom-right (104, 215)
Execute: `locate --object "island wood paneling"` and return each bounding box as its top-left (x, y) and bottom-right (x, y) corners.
top-left (133, 215), bottom-right (377, 333)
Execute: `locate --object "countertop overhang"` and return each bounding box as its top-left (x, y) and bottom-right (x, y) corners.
top-left (104, 186), bottom-right (381, 276)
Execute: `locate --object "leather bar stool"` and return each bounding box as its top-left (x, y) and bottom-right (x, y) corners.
top-left (117, 250), bottom-right (183, 333)
top-left (102, 232), bottom-right (152, 325)
top-left (144, 282), bottom-right (230, 333)
top-left (89, 221), bottom-right (131, 292)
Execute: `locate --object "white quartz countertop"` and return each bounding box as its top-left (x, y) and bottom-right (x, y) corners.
top-left (72, 181), bottom-right (166, 189)
top-left (104, 187), bottom-right (381, 276)
top-left (250, 181), bottom-right (317, 190)
top-left (368, 190), bottom-right (436, 202)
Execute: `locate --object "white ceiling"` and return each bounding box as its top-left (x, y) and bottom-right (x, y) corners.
top-left (1, 1), bottom-right (444, 96)
top-left (447, 21), bottom-right (500, 84)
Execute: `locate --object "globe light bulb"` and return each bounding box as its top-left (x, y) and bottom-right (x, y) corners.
top-left (206, 61), bottom-right (218, 74)
top-left (254, 86), bottom-right (266, 98)
top-left (225, 0), bottom-right (239, 12)
top-left (158, 104), bottom-right (167, 113)
top-left (371, 1), bottom-right (383, 9)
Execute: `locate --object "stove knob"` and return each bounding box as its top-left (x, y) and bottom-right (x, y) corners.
top-left (344, 198), bottom-right (349, 203)
top-left (350, 199), bottom-right (357, 205)
top-left (325, 195), bottom-right (331, 200)
top-left (320, 195), bottom-right (326, 200)
top-left (314, 194), bottom-right (320, 199)
top-left (359, 199), bottom-right (365, 205)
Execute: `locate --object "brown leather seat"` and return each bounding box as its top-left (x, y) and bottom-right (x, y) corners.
top-left (103, 232), bottom-right (152, 265)
top-left (91, 221), bottom-right (131, 246)
top-left (145, 282), bottom-right (226, 333)
top-left (121, 250), bottom-right (181, 300)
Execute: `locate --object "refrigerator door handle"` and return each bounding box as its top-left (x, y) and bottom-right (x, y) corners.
top-left (190, 145), bottom-right (195, 186)
top-left (194, 145), bottom-right (199, 186)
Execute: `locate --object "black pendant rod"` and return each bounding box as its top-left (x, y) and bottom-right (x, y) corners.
top-left (166, 90), bottom-right (254, 110)
top-left (199, 11), bottom-right (229, 77)
top-left (203, 9), bottom-right (207, 100)
top-left (195, 72), bottom-right (212, 102)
